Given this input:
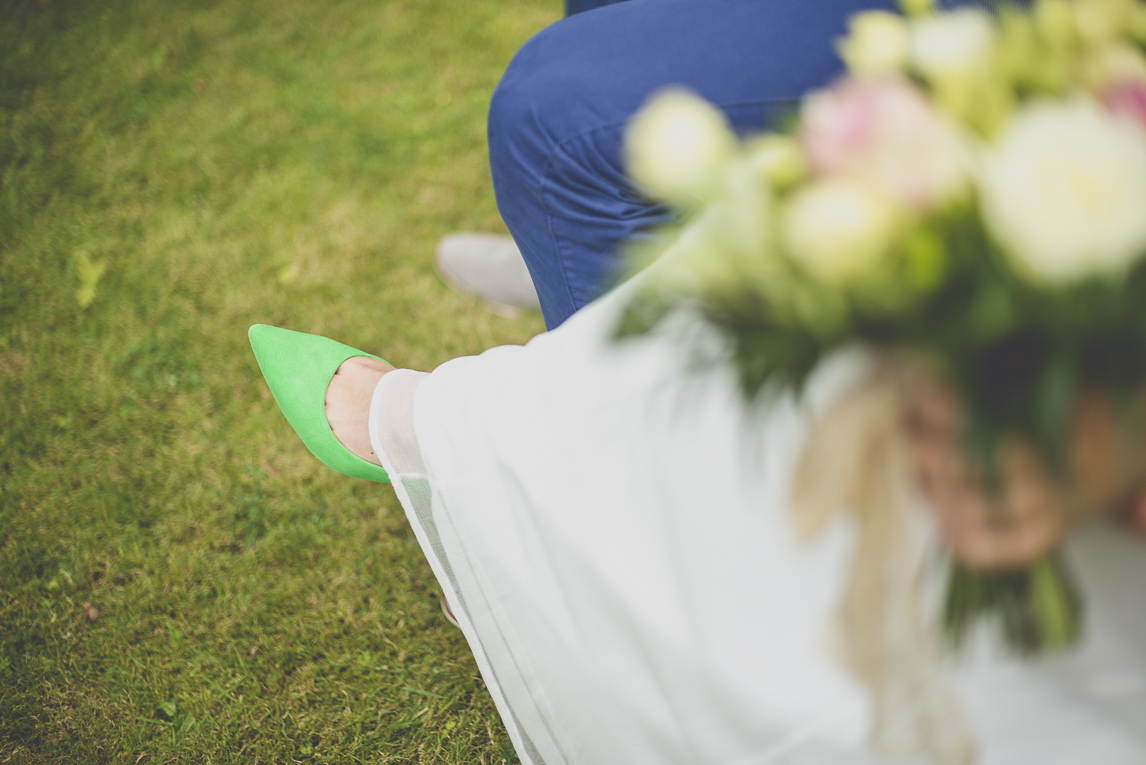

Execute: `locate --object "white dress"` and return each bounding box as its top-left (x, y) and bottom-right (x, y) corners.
top-left (366, 275), bottom-right (1146, 765)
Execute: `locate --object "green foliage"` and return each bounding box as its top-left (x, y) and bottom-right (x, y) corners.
top-left (944, 551), bottom-right (1083, 654)
top-left (0, 0), bottom-right (554, 760)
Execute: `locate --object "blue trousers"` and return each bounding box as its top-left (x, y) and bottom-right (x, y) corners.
top-left (488, 0), bottom-right (897, 329)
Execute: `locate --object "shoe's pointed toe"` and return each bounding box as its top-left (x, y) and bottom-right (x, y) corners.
top-left (249, 324), bottom-right (391, 483)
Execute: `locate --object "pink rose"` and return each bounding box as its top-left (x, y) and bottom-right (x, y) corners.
top-left (1102, 80), bottom-right (1146, 128)
top-left (799, 77), bottom-right (969, 211)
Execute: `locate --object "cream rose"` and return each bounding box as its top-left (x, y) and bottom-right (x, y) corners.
top-left (745, 133), bottom-right (807, 189)
top-left (783, 178), bottom-right (899, 285)
top-left (979, 98), bottom-right (1146, 282)
top-left (839, 11), bottom-right (911, 77)
top-left (625, 88), bottom-right (736, 206)
top-left (909, 8), bottom-right (995, 80)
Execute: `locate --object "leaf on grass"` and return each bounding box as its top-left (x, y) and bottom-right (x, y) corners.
top-left (74, 250), bottom-right (108, 309)
top-left (278, 263), bottom-right (299, 284)
top-left (158, 700), bottom-right (177, 720)
top-left (402, 686), bottom-right (443, 699)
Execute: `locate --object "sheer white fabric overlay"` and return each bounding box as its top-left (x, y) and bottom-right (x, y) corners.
top-left (368, 281), bottom-right (1146, 765)
top-left (370, 368), bottom-right (555, 764)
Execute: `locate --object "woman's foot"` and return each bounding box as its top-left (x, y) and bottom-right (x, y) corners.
top-left (325, 357), bottom-right (394, 467)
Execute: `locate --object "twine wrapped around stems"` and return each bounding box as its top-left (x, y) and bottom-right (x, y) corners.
top-left (791, 362), bottom-right (977, 765)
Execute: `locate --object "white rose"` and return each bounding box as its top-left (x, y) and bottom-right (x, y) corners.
top-left (625, 88), bottom-right (736, 206)
top-left (783, 179), bottom-right (899, 285)
top-left (979, 98), bottom-right (1146, 282)
top-left (839, 11), bottom-right (911, 77)
top-left (910, 8), bottom-right (995, 79)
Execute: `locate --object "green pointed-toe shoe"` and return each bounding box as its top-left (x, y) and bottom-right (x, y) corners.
top-left (249, 324), bottom-right (391, 483)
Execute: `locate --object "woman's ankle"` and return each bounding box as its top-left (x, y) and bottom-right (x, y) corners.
top-left (325, 357), bottom-right (394, 466)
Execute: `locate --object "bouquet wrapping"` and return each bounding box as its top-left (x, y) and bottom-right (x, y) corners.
top-left (617, 0), bottom-right (1146, 762)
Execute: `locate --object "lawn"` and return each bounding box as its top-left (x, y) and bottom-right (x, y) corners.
top-left (0, 0), bottom-right (554, 761)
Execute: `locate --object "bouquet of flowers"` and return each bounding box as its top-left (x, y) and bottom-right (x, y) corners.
top-left (617, 0), bottom-right (1146, 760)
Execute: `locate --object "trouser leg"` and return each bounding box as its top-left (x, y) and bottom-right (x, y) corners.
top-left (487, 0), bottom-right (896, 329)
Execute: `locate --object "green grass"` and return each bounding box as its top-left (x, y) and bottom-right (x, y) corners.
top-left (0, 0), bottom-right (555, 761)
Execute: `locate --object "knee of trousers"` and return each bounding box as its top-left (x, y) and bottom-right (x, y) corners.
top-left (486, 69), bottom-right (547, 222)
top-left (486, 23), bottom-right (643, 326)
top-left (487, 26), bottom-right (593, 214)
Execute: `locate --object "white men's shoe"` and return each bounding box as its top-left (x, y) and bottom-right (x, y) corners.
top-left (434, 233), bottom-right (542, 318)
